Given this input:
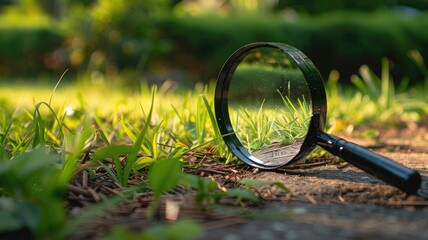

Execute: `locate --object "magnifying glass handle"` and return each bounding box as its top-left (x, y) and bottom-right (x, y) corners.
top-left (316, 131), bottom-right (421, 194)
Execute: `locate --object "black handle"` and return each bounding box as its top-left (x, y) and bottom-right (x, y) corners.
top-left (316, 131), bottom-right (421, 194)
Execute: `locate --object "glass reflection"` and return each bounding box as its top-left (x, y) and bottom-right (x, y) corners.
top-left (228, 47), bottom-right (312, 166)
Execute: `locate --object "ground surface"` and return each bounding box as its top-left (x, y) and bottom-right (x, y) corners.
top-left (69, 127), bottom-right (428, 239)
top-left (200, 128), bottom-right (428, 240)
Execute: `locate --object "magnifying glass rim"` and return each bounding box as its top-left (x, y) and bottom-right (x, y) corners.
top-left (215, 42), bottom-right (327, 169)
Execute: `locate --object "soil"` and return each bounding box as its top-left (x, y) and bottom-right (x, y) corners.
top-left (200, 128), bottom-right (428, 240)
top-left (66, 126), bottom-right (428, 240)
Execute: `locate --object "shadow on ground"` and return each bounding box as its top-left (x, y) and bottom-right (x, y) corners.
top-left (201, 137), bottom-right (428, 240)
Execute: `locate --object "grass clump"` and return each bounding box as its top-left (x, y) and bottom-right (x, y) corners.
top-left (0, 78), bottom-right (248, 239)
top-left (327, 58), bottom-right (428, 135)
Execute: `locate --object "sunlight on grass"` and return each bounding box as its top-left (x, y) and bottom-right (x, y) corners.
top-left (1, 62), bottom-right (427, 164)
top-left (0, 79), bottom-right (228, 163)
top-left (231, 94), bottom-right (311, 153)
top-left (0, 62), bottom-right (427, 238)
top-left (326, 61), bottom-right (428, 135)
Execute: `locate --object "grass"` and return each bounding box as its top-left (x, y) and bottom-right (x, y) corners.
top-left (0, 60), bottom-right (427, 239)
top-left (0, 77), bottom-right (258, 239)
top-left (326, 59), bottom-right (428, 135)
top-left (230, 93), bottom-right (311, 152)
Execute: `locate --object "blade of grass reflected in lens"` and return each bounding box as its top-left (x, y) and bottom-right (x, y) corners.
top-left (233, 90), bottom-right (311, 155)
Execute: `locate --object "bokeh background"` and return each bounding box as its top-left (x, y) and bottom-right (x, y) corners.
top-left (1, 0), bottom-right (428, 86)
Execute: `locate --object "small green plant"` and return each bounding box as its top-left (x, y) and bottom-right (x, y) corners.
top-left (147, 156), bottom-right (182, 218)
top-left (180, 173), bottom-right (259, 210)
top-left (326, 59), bottom-right (428, 135)
top-left (0, 148), bottom-right (65, 239)
top-left (325, 70), bottom-right (373, 134)
top-left (92, 87), bottom-right (156, 187)
top-left (61, 118), bottom-right (95, 182)
top-left (199, 93), bottom-right (226, 156)
top-left (180, 174), bottom-right (290, 210)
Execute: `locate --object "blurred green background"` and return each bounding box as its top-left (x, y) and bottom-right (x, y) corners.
top-left (1, 0), bottom-right (428, 85)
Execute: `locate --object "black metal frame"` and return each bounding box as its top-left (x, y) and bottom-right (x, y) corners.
top-left (215, 42), bottom-right (326, 168)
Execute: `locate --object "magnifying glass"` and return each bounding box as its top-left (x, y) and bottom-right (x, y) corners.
top-left (214, 42), bottom-right (422, 195)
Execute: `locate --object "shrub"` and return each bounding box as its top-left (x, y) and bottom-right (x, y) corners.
top-left (62, 0), bottom-right (171, 76)
top-left (157, 11), bottom-right (428, 83)
top-left (0, 26), bottom-right (64, 76)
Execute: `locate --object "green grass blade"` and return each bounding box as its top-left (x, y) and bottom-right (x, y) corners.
top-left (92, 145), bottom-right (135, 162)
top-left (200, 94), bottom-right (225, 155)
top-left (32, 101), bottom-right (64, 148)
top-left (121, 86), bottom-right (156, 186)
top-left (49, 69), bottom-right (68, 107)
top-left (97, 160), bottom-right (121, 184)
top-left (61, 119), bottom-right (94, 182)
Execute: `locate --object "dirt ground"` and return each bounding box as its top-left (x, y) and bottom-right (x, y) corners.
top-left (200, 129), bottom-right (428, 240)
top-left (67, 127), bottom-right (428, 240)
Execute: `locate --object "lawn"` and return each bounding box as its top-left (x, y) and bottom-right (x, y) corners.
top-left (0, 62), bottom-right (427, 239)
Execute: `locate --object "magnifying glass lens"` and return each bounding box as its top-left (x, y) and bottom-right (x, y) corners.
top-left (228, 47), bottom-right (312, 166)
top-left (217, 42), bottom-right (422, 195)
